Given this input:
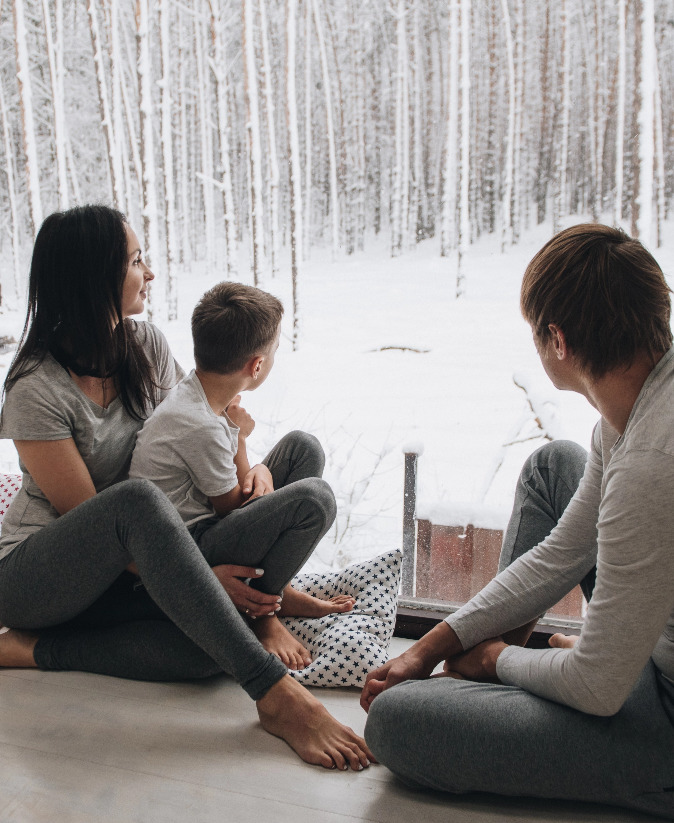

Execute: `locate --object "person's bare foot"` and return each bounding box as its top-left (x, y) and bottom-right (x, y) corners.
top-left (549, 632), bottom-right (578, 649)
top-left (0, 628), bottom-right (39, 668)
top-left (257, 674), bottom-right (375, 770)
top-left (278, 585), bottom-right (356, 618)
top-left (253, 615), bottom-right (312, 669)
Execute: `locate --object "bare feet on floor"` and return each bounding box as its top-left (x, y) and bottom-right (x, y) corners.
top-left (253, 615), bottom-right (312, 669)
top-left (278, 585), bottom-right (356, 618)
top-left (257, 674), bottom-right (375, 770)
top-left (0, 628), bottom-right (39, 668)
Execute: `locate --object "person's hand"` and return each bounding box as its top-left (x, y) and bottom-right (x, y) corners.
top-left (226, 395), bottom-right (255, 438)
top-left (445, 638), bottom-right (507, 683)
top-left (211, 564), bottom-right (281, 618)
top-left (242, 464), bottom-right (274, 502)
top-left (360, 648), bottom-right (437, 713)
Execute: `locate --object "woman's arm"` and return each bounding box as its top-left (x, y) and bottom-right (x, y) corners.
top-left (15, 439), bottom-right (96, 515)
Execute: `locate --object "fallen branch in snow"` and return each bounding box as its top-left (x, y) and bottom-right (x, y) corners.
top-left (368, 345), bottom-right (430, 354)
top-left (512, 372), bottom-right (557, 441)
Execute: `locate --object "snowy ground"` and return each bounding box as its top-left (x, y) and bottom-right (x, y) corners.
top-left (2, 219), bottom-right (672, 571)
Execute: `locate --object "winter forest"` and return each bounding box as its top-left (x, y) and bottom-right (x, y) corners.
top-left (1, 0), bottom-right (674, 575)
top-left (2, 0), bottom-right (673, 319)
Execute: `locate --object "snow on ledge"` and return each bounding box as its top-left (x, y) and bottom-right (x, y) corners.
top-left (415, 500), bottom-right (511, 532)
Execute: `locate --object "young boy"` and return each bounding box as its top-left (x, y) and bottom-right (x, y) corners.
top-left (130, 282), bottom-right (354, 669)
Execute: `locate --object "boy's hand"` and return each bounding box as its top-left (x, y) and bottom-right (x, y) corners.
top-left (242, 464), bottom-right (274, 501)
top-left (226, 395), bottom-right (255, 438)
top-left (211, 564), bottom-right (282, 618)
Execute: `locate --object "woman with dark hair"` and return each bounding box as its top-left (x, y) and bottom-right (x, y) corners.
top-left (0, 205), bottom-right (372, 771)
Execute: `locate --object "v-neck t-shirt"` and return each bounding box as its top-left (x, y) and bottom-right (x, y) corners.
top-left (0, 321), bottom-right (183, 560)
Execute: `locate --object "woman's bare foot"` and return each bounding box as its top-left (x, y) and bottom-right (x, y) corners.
top-left (0, 628), bottom-right (39, 668)
top-left (549, 632), bottom-right (579, 649)
top-left (253, 615), bottom-right (312, 669)
top-left (278, 585), bottom-right (356, 618)
top-left (257, 674), bottom-right (375, 770)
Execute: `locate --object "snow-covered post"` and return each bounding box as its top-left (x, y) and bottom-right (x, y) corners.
top-left (401, 445), bottom-right (422, 598)
top-left (287, 0), bottom-right (303, 350)
top-left (14, 0), bottom-right (43, 238)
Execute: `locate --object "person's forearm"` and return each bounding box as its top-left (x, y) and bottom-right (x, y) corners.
top-left (412, 621), bottom-right (464, 670)
top-left (233, 437), bottom-right (251, 486)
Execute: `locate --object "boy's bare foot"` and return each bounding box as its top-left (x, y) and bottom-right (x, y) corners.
top-left (0, 628), bottom-right (39, 668)
top-left (279, 585), bottom-right (356, 618)
top-left (257, 674), bottom-right (375, 770)
top-left (253, 615), bottom-right (312, 669)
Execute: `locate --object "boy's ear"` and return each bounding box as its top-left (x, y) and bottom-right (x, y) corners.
top-left (249, 355), bottom-right (264, 381)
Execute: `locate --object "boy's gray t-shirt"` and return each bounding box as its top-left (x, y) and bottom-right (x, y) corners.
top-left (0, 322), bottom-right (183, 560)
top-left (129, 370), bottom-right (240, 527)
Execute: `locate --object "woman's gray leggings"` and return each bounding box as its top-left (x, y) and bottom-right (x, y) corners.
top-left (365, 440), bottom-right (674, 819)
top-left (0, 431), bottom-right (334, 696)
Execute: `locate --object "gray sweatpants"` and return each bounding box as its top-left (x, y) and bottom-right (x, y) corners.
top-left (365, 440), bottom-right (674, 819)
top-left (0, 431), bottom-right (334, 696)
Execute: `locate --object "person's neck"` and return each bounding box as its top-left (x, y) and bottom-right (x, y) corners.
top-left (580, 350), bottom-right (664, 435)
top-left (195, 369), bottom-right (246, 416)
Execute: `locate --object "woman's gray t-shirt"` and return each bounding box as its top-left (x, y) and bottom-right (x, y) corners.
top-left (0, 322), bottom-right (183, 559)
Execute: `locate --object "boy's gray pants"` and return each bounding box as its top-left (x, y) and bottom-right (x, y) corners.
top-left (365, 440), bottom-right (674, 819)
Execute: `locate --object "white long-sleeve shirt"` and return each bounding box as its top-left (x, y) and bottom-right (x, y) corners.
top-left (447, 346), bottom-right (674, 716)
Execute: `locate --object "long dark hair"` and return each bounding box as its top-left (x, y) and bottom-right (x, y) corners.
top-left (5, 205), bottom-right (160, 420)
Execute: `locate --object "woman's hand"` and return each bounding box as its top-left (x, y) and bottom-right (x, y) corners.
top-left (226, 395), bottom-right (255, 438)
top-left (241, 464), bottom-right (274, 502)
top-left (211, 564), bottom-right (281, 618)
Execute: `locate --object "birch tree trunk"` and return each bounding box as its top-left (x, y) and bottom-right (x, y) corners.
top-left (654, 54), bottom-right (665, 246)
top-left (500, 0), bottom-right (514, 251)
top-left (303, 0), bottom-right (313, 259)
top-left (14, 0), bottom-right (43, 238)
top-left (195, 16), bottom-right (216, 276)
top-left (0, 79), bottom-right (22, 301)
top-left (634, 0), bottom-right (655, 242)
top-left (615, 0), bottom-right (626, 224)
top-left (259, 0), bottom-right (280, 275)
top-left (555, 0), bottom-right (571, 232)
top-left (391, 0), bottom-right (409, 257)
top-left (209, 0), bottom-right (238, 277)
top-left (109, 0), bottom-right (129, 216)
top-left (89, 0), bottom-right (122, 208)
top-left (159, 0), bottom-right (177, 320)
top-left (42, 0), bottom-right (69, 209)
top-left (243, 0), bottom-right (265, 284)
top-left (135, 0), bottom-right (161, 319)
top-left (440, 0), bottom-right (458, 260)
top-left (312, 0), bottom-right (339, 258)
top-left (456, 0), bottom-right (471, 297)
top-left (286, 0), bottom-right (303, 349)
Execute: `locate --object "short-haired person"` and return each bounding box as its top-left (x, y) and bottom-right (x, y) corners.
top-left (131, 282), bottom-right (355, 670)
top-left (0, 206), bottom-right (372, 771)
top-left (361, 224), bottom-right (674, 818)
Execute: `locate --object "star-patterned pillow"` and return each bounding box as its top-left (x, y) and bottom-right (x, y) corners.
top-left (0, 474), bottom-right (21, 522)
top-left (281, 549), bottom-right (402, 688)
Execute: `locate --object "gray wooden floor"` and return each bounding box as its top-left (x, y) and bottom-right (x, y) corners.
top-left (0, 638), bottom-right (652, 823)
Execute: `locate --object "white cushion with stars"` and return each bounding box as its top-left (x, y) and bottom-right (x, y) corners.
top-left (280, 549), bottom-right (402, 688)
top-left (0, 474), bottom-right (21, 522)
